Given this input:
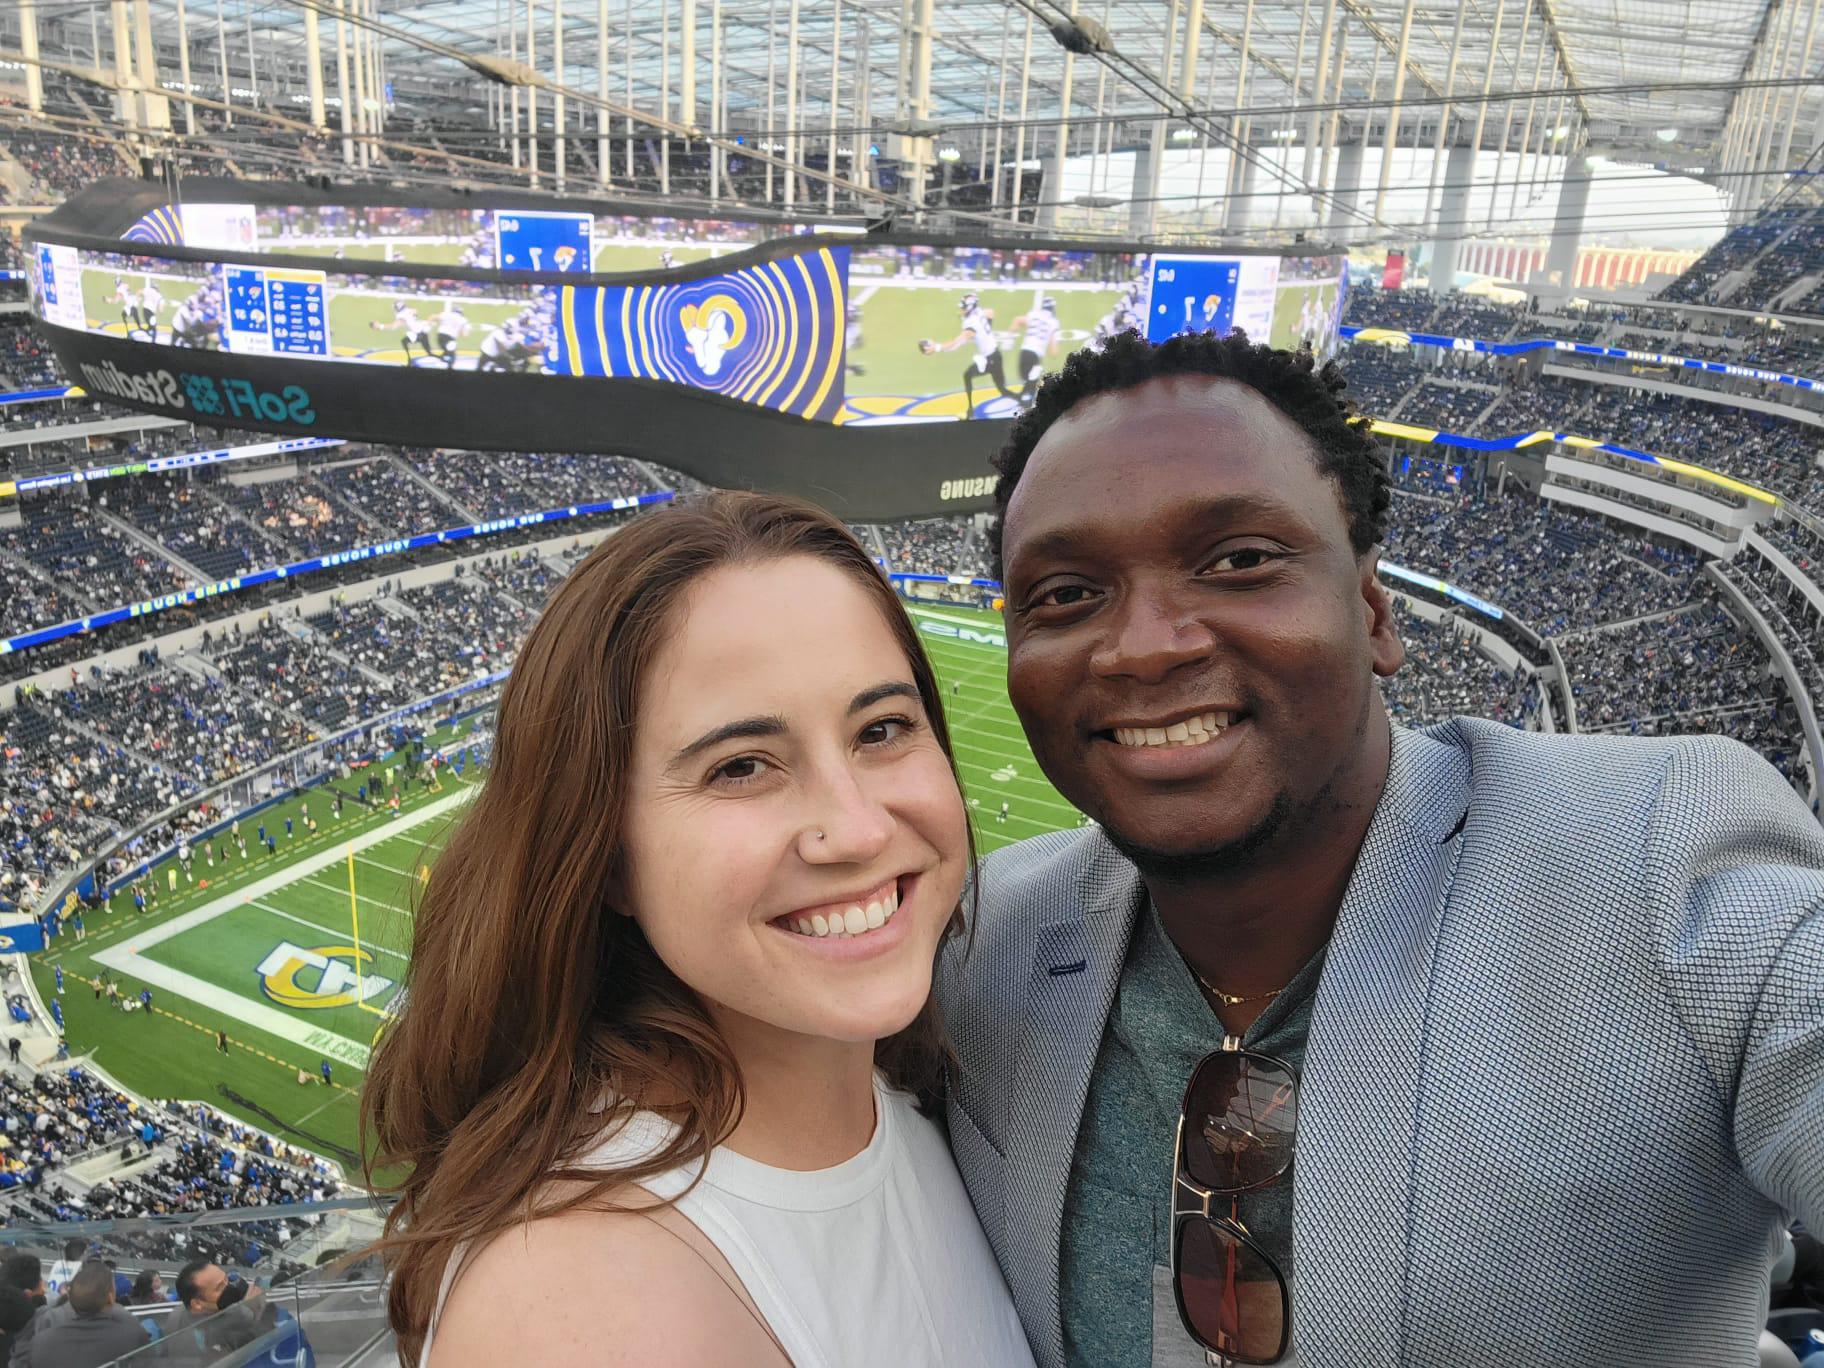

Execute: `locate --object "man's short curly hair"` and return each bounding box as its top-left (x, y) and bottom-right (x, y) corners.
top-left (987, 329), bottom-right (1391, 579)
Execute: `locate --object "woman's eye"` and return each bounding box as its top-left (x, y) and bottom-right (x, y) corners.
top-left (859, 716), bottom-right (916, 747)
top-left (710, 755), bottom-right (770, 786)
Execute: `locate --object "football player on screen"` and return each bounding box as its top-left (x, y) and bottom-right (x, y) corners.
top-left (845, 302), bottom-right (866, 376)
top-left (170, 288), bottom-right (220, 350)
top-left (432, 303), bottom-right (471, 369)
top-left (136, 278), bottom-right (166, 343)
top-left (476, 317), bottom-right (521, 372)
top-left (109, 277), bottom-right (138, 337)
top-left (371, 300), bottom-right (438, 366)
top-left (921, 291), bottom-right (1017, 419)
top-left (1010, 295), bottom-right (1062, 405)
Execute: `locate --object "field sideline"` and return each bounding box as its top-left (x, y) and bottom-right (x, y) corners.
top-left (27, 605), bottom-right (1077, 1172)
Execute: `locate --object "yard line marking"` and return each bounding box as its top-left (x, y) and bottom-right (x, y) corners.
top-left (248, 900), bottom-right (412, 966)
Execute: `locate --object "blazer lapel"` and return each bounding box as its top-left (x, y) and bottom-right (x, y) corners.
top-left (1002, 836), bottom-right (1146, 1368)
top-left (1292, 725), bottom-right (1472, 1368)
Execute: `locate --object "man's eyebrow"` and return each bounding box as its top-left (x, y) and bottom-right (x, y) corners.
top-left (669, 715), bottom-right (787, 769)
top-left (1010, 493), bottom-right (1307, 569)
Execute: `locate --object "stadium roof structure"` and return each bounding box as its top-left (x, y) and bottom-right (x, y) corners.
top-left (4, 0), bottom-right (1821, 242)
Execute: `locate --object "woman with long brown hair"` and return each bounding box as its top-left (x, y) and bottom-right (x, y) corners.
top-left (362, 492), bottom-right (1034, 1367)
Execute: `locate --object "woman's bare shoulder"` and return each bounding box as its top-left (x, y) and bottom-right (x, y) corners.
top-left (427, 1197), bottom-right (786, 1367)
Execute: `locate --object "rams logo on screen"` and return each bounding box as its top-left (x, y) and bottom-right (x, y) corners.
top-left (553, 244), bottom-right (577, 271)
top-left (256, 941), bottom-right (393, 1010)
top-left (680, 294), bottom-right (748, 377)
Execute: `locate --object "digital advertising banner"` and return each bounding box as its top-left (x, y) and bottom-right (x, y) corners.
top-left (550, 245), bottom-right (850, 422)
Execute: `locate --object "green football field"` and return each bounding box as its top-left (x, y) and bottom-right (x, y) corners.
top-left (29, 604), bottom-right (1078, 1176)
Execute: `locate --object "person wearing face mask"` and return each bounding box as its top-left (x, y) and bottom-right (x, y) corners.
top-left (161, 1261), bottom-right (266, 1363)
top-left (366, 492), bottom-right (1034, 1368)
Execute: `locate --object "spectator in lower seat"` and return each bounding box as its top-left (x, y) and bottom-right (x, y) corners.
top-left (126, 1271), bottom-right (163, 1308)
top-left (0, 1285), bottom-right (35, 1365)
top-left (2, 1252), bottom-right (46, 1363)
top-left (21, 1260), bottom-right (149, 1367)
top-left (162, 1260), bottom-right (266, 1360)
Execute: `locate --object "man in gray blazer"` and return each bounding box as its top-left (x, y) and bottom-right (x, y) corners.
top-left (934, 329), bottom-right (1824, 1368)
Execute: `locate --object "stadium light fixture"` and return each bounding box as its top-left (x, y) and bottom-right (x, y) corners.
top-left (1270, 128), bottom-right (1298, 142)
top-left (1655, 127), bottom-right (1679, 143)
top-left (1550, 124), bottom-right (1569, 141)
top-left (1169, 127), bottom-right (1197, 143)
top-left (1048, 14), bottom-right (1116, 55)
top-left (452, 52), bottom-right (538, 86)
top-left (937, 146), bottom-right (962, 163)
top-left (884, 116), bottom-right (947, 139)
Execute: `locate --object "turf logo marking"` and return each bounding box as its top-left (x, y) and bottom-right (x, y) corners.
top-left (916, 620), bottom-right (1006, 648)
top-left (255, 941), bottom-right (394, 1010)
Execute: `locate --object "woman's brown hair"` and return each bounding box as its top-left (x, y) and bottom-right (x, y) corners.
top-left (360, 491), bottom-right (974, 1362)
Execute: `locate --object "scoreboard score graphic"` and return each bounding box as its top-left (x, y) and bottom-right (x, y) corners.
top-left (494, 210), bottom-right (594, 273)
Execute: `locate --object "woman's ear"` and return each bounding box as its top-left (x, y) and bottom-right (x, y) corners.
top-left (603, 863), bottom-right (637, 919)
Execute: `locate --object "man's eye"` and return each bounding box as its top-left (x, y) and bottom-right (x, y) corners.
top-left (1037, 584), bottom-right (1096, 608)
top-left (1211, 548), bottom-right (1277, 573)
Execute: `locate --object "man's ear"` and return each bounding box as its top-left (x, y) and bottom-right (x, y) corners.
top-left (1359, 552), bottom-right (1406, 679)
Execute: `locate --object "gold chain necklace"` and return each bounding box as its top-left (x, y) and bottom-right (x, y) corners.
top-left (1193, 969), bottom-right (1286, 1008)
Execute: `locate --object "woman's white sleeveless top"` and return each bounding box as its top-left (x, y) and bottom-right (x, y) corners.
top-left (423, 1075), bottom-right (1036, 1368)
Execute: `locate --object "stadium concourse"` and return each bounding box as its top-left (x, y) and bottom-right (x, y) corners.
top-left (3, 0), bottom-right (1824, 1355)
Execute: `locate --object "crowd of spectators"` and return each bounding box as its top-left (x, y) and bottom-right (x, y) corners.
top-left (399, 450), bottom-right (660, 518)
top-left (205, 618), bottom-right (402, 734)
top-left (1336, 347), bottom-right (1421, 417)
top-left (866, 517), bottom-right (985, 578)
top-left (0, 318), bottom-right (62, 390)
top-left (1732, 212), bottom-right (1824, 312)
top-left (1379, 606), bottom-right (1536, 728)
top-left (1341, 284), bottom-right (1440, 331)
top-left (38, 662), bottom-right (309, 793)
top-left (0, 709), bottom-right (131, 907)
top-left (209, 474), bottom-right (379, 558)
top-left (1553, 588), bottom-right (1810, 792)
top-left (312, 456), bottom-right (466, 533)
top-left (1, 1057), bottom-right (343, 1290)
top-left (1658, 206), bottom-right (1806, 305)
top-left (96, 475), bottom-right (290, 582)
top-left (0, 499), bottom-right (192, 613)
top-left (1396, 380), bottom-right (1497, 431)
top-left (307, 578), bottom-right (527, 700)
top-left (1383, 482), bottom-right (1703, 635)
top-left (0, 128), bottom-right (125, 203)
top-left (1723, 553), bottom-right (1824, 766)
top-left (1427, 296), bottom-right (1525, 340)
top-left (0, 1065), bottom-right (146, 1194)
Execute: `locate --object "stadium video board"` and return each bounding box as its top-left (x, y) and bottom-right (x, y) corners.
top-left (24, 181), bottom-right (1351, 520)
top-left (36, 220), bottom-right (1346, 426)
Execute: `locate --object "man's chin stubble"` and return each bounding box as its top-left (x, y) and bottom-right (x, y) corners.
top-left (1097, 787), bottom-right (1297, 883)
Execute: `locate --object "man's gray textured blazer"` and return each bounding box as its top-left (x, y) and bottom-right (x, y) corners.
top-left (934, 717), bottom-right (1824, 1368)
